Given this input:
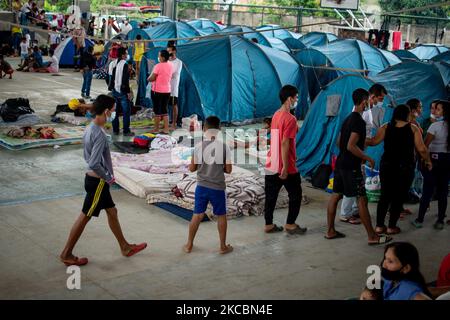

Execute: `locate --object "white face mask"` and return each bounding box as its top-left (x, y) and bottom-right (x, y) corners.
top-left (107, 111), bottom-right (116, 123)
top-left (291, 100), bottom-right (298, 110)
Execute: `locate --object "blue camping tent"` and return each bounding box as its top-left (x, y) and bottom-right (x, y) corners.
top-left (282, 37), bottom-right (307, 52)
top-left (293, 39), bottom-right (400, 103)
top-left (256, 24), bottom-right (294, 40)
top-left (54, 36), bottom-right (94, 67)
top-left (126, 28), bottom-right (154, 62)
top-left (187, 18), bottom-right (223, 34)
top-left (296, 61), bottom-right (447, 176)
top-left (431, 50), bottom-right (450, 63)
top-left (392, 49), bottom-right (418, 61)
top-left (220, 25), bottom-right (272, 47)
top-left (144, 21), bottom-right (201, 47)
top-left (299, 31), bottom-right (338, 47)
top-left (137, 35), bottom-right (309, 123)
top-left (410, 44), bottom-right (449, 60)
top-left (433, 61), bottom-right (450, 87)
top-left (146, 16), bottom-right (172, 25)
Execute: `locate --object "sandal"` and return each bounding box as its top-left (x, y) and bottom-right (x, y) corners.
top-left (125, 243), bottom-right (148, 257)
top-left (265, 224), bottom-right (284, 233)
top-left (340, 216), bottom-right (361, 225)
top-left (60, 256), bottom-right (88, 267)
top-left (324, 230), bottom-right (346, 240)
top-left (368, 235), bottom-right (393, 246)
top-left (386, 227), bottom-right (401, 235)
top-left (286, 225), bottom-right (307, 235)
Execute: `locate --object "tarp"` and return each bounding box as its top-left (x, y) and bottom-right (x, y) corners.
top-left (54, 36), bottom-right (94, 67)
top-left (144, 21), bottom-right (201, 47)
top-left (296, 61), bottom-right (448, 176)
top-left (187, 18), bottom-right (224, 35)
top-left (410, 44), bottom-right (449, 60)
top-left (299, 31), bottom-right (338, 47)
top-left (137, 35), bottom-right (309, 123)
top-left (145, 16), bottom-right (172, 25)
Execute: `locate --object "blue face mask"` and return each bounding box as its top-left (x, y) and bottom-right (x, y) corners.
top-left (107, 111), bottom-right (116, 123)
top-left (436, 116), bottom-right (444, 121)
top-left (85, 111), bottom-right (93, 119)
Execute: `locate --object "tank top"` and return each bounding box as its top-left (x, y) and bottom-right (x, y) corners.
top-left (382, 123), bottom-right (415, 167)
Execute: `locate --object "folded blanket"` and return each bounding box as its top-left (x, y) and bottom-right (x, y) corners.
top-left (0, 113), bottom-right (40, 127)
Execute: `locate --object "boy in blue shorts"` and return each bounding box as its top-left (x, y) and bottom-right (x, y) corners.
top-left (184, 116), bottom-right (234, 254)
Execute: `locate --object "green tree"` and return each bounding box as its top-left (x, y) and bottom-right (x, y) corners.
top-left (379, 0), bottom-right (450, 19)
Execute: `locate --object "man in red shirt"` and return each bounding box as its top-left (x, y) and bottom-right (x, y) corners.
top-left (264, 85), bottom-right (307, 235)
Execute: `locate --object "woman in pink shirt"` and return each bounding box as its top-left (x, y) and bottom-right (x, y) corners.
top-left (148, 50), bottom-right (173, 134)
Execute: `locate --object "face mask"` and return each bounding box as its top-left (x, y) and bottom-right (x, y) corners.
top-left (85, 111), bottom-right (93, 119)
top-left (107, 111), bottom-right (116, 123)
top-left (381, 267), bottom-right (405, 281)
top-left (435, 116), bottom-right (444, 121)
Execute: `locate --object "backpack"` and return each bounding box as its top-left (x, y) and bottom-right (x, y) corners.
top-left (311, 164), bottom-right (332, 189)
top-left (0, 98), bottom-right (34, 122)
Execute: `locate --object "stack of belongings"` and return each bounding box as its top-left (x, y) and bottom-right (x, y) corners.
top-left (0, 98), bottom-right (39, 127)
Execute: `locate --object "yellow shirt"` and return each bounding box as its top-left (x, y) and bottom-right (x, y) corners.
top-left (134, 42), bottom-right (145, 62)
top-left (93, 44), bottom-right (104, 55)
top-left (11, 26), bottom-right (22, 34)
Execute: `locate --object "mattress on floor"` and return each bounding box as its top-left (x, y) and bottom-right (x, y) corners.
top-left (147, 166), bottom-right (289, 221)
top-left (0, 114), bottom-right (40, 127)
top-left (114, 166), bottom-right (185, 198)
top-left (52, 113), bottom-right (154, 128)
top-left (0, 126), bottom-right (95, 150)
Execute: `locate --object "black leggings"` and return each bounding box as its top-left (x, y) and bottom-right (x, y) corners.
top-left (151, 91), bottom-right (170, 117)
top-left (376, 162), bottom-right (414, 228)
top-left (417, 153), bottom-right (450, 223)
top-left (264, 173), bottom-right (302, 226)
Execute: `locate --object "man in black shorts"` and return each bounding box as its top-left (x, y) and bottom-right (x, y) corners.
top-left (325, 88), bottom-right (392, 246)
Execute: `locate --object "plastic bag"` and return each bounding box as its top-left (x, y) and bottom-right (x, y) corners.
top-left (182, 115), bottom-right (201, 132)
top-left (365, 165), bottom-right (381, 203)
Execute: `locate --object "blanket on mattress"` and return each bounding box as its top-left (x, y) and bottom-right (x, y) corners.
top-left (0, 126), bottom-right (92, 150)
top-left (52, 113), bottom-right (155, 128)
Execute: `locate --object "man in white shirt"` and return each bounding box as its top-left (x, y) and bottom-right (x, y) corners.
top-left (362, 84), bottom-right (388, 138)
top-left (119, 20), bottom-right (132, 35)
top-left (167, 45), bottom-right (183, 130)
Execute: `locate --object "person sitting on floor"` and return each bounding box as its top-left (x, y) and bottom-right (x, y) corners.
top-left (0, 55), bottom-right (14, 79)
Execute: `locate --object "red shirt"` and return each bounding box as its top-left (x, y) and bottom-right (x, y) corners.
top-left (437, 254), bottom-right (450, 287)
top-left (266, 110), bottom-right (298, 174)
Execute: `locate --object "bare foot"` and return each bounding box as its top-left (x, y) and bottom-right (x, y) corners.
top-left (220, 244), bottom-right (233, 254)
top-left (183, 244), bottom-right (193, 253)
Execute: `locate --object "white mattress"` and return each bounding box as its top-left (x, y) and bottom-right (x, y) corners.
top-left (114, 167), bottom-right (185, 198)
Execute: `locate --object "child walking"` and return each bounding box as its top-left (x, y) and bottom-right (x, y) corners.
top-left (184, 116), bottom-right (233, 254)
top-left (60, 95), bottom-right (147, 266)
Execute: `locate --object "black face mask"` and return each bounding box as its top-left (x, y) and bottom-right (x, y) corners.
top-left (169, 53), bottom-right (174, 57)
top-left (381, 267), bottom-right (405, 281)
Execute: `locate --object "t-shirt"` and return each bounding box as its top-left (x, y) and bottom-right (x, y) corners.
top-left (120, 23), bottom-right (132, 35)
top-left (194, 138), bottom-right (232, 190)
top-left (437, 254), bottom-right (450, 287)
top-left (83, 123), bottom-right (114, 182)
top-left (151, 62), bottom-right (172, 93)
top-left (336, 112), bottom-right (366, 170)
top-left (362, 104), bottom-right (384, 138)
top-left (25, 34), bottom-right (31, 47)
top-left (20, 42), bottom-right (29, 55)
top-left (11, 26), bottom-right (22, 34)
top-left (49, 33), bottom-right (60, 45)
top-left (48, 55), bottom-right (59, 73)
top-left (383, 279), bottom-right (425, 300)
top-left (93, 44), bottom-right (104, 55)
top-left (169, 58), bottom-right (183, 97)
top-left (33, 51), bottom-right (43, 67)
top-left (265, 110), bottom-right (298, 174)
top-left (427, 121), bottom-right (449, 153)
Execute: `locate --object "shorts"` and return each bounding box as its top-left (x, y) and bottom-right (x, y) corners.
top-left (151, 91), bottom-right (170, 117)
top-left (21, 53), bottom-right (27, 60)
top-left (194, 185), bottom-right (227, 216)
top-left (168, 96), bottom-right (178, 107)
top-left (82, 175), bottom-right (115, 218)
top-left (333, 167), bottom-right (366, 198)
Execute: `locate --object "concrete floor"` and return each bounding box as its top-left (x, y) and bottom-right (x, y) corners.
top-left (0, 58), bottom-right (449, 300)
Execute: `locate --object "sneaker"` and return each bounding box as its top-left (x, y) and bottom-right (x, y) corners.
top-left (434, 222), bottom-right (444, 230)
top-left (123, 131), bottom-right (135, 137)
top-left (411, 220), bottom-right (423, 229)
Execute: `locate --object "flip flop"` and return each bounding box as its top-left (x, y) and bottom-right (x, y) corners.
top-left (340, 217), bottom-right (361, 225)
top-left (265, 224), bottom-right (284, 233)
top-left (286, 225), bottom-right (307, 235)
top-left (61, 256), bottom-right (88, 267)
top-left (386, 227), bottom-right (401, 235)
top-left (375, 226), bottom-right (387, 235)
top-left (368, 235), bottom-right (393, 246)
top-left (324, 231), bottom-right (346, 240)
top-left (126, 243), bottom-right (148, 257)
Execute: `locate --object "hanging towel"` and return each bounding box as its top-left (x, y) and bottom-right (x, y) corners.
top-left (114, 60), bottom-right (126, 93)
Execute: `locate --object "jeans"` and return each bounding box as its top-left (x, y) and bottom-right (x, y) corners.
top-left (81, 70), bottom-right (93, 96)
top-left (340, 196), bottom-right (358, 218)
top-left (376, 162), bottom-right (414, 228)
top-left (264, 172), bottom-right (302, 225)
top-left (12, 33), bottom-right (21, 52)
top-left (112, 90), bottom-right (131, 134)
top-left (417, 153), bottom-right (450, 223)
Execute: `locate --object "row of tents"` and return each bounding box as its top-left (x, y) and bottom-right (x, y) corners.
top-left (52, 17), bottom-right (449, 175)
